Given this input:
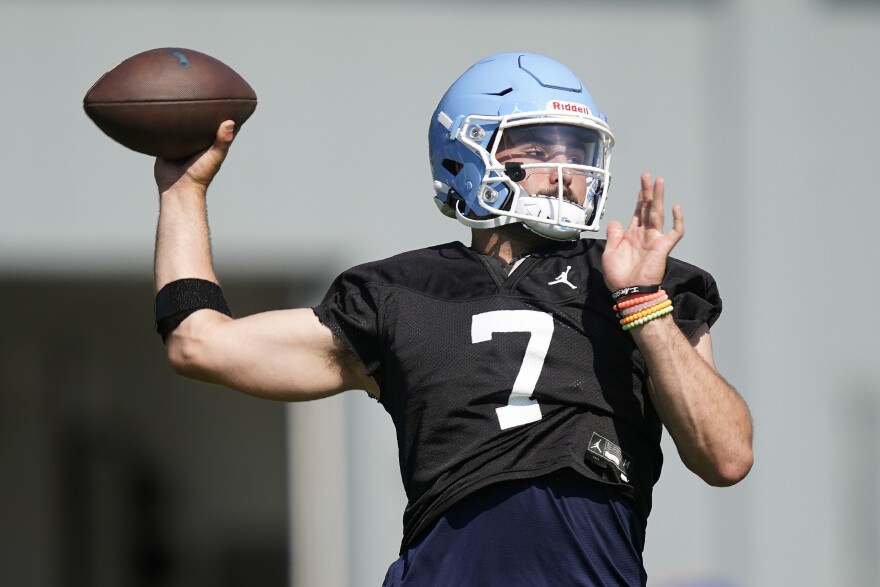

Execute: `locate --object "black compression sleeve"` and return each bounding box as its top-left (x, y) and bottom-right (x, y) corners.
top-left (154, 278), bottom-right (233, 343)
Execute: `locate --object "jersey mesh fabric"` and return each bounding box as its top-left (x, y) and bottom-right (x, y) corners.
top-left (313, 239), bottom-right (721, 554)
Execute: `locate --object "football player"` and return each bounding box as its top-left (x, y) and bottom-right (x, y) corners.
top-left (153, 53), bottom-right (753, 585)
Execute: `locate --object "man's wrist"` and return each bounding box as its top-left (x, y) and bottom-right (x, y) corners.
top-left (611, 284), bottom-right (662, 301)
top-left (160, 182), bottom-right (208, 200)
top-left (612, 286), bottom-right (672, 333)
top-left (627, 311), bottom-right (676, 345)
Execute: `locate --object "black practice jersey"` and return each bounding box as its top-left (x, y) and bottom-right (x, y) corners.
top-left (313, 238), bottom-right (721, 552)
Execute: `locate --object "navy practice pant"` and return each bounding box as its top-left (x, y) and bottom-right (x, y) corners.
top-left (383, 475), bottom-right (647, 586)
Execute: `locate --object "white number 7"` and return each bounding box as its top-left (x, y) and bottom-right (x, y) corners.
top-left (471, 310), bottom-right (554, 430)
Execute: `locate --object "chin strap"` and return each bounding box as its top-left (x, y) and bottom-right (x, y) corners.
top-left (434, 180), bottom-right (511, 228)
top-left (453, 200), bottom-right (514, 230)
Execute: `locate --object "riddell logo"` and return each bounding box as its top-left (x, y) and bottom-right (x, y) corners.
top-left (547, 101), bottom-right (591, 116)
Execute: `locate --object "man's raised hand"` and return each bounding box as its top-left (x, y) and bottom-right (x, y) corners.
top-left (154, 120), bottom-right (236, 195)
top-left (602, 172), bottom-right (685, 292)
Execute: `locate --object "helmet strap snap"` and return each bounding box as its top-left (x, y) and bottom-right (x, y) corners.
top-left (504, 162), bottom-right (526, 183)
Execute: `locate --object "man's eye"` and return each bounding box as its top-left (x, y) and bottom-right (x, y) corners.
top-left (521, 149), bottom-right (545, 159)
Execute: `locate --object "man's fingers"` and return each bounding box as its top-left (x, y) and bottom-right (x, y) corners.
top-left (670, 204), bottom-right (685, 243)
top-left (636, 172), bottom-right (652, 227)
top-left (627, 173), bottom-right (680, 240)
top-left (155, 121), bottom-right (236, 193)
top-left (204, 120), bottom-right (235, 163)
top-left (606, 219), bottom-right (624, 250)
top-left (648, 176), bottom-right (665, 229)
top-left (182, 121), bottom-right (236, 187)
top-left (214, 120), bottom-right (236, 150)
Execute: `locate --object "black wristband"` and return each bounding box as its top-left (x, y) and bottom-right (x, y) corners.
top-left (155, 278), bottom-right (233, 343)
top-left (611, 284), bottom-right (662, 300)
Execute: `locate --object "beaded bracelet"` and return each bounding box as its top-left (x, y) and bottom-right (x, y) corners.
top-left (620, 299), bottom-right (673, 326)
top-left (617, 294), bottom-right (670, 318)
top-left (622, 305), bottom-right (674, 331)
top-left (613, 290), bottom-right (666, 312)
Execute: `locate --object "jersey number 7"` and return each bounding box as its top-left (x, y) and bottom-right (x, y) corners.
top-left (471, 310), bottom-right (554, 430)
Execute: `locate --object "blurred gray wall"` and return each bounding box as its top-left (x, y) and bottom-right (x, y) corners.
top-left (2, 0), bottom-right (879, 585)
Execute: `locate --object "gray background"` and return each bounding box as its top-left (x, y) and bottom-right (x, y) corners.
top-left (2, 0), bottom-right (879, 585)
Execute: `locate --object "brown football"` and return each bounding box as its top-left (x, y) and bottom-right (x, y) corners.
top-left (84, 48), bottom-right (257, 159)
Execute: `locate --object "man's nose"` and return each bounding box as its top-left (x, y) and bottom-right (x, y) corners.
top-left (547, 155), bottom-right (573, 186)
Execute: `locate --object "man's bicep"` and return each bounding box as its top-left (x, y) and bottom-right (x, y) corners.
top-left (170, 307), bottom-right (372, 401)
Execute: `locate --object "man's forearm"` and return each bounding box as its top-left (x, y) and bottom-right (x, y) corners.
top-left (154, 186), bottom-right (218, 291)
top-left (152, 121), bottom-right (235, 292)
top-left (631, 317), bottom-right (753, 486)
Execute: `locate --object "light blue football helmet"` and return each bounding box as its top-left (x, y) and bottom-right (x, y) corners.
top-left (429, 53), bottom-right (615, 240)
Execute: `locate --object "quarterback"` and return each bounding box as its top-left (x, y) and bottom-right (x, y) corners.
top-left (152, 53), bottom-right (753, 585)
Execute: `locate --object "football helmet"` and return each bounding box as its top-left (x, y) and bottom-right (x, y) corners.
top-left (429, 53), bottom-right (615, 240)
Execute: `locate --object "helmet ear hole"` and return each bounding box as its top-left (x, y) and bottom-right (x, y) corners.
top-left (442, 159), bottom-right (463, 176)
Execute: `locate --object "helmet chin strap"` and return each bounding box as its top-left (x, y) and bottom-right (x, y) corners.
top-left (453, 201), bottom-right (515, 230)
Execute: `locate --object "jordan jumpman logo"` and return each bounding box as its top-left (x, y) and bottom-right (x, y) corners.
top-left (548, 266), bottom-right (577, 289)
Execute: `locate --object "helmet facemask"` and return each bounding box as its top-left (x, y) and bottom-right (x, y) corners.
top-left (436, 111), bottom-right (614, 241)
